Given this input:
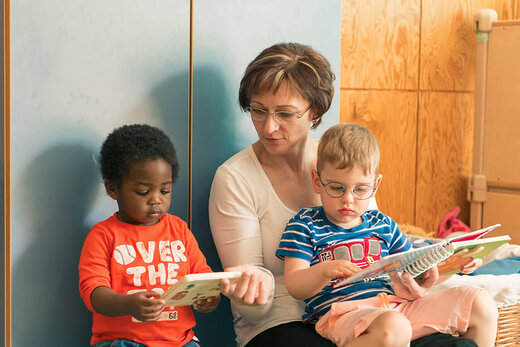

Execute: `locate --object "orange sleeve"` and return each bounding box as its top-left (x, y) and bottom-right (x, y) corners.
top-left (78, 224), bottom-right (112, 312)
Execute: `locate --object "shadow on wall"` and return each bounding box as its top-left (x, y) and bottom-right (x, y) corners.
top-left (12, 143), bottom-right (98, 345)
top-left (160, 65), bottom-right (240, 347)
top-left (140, 71), bottom-right (190, 221)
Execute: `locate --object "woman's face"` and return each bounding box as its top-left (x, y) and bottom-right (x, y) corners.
top-left (250, 81), bottom-right (314, 155)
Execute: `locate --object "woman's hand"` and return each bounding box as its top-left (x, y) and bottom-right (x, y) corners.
top-left (193, 295), bottom-right (220, 313)
top-left (388, 266), bottom-right (439, 300)
top-left (220, 264), bottom-right (273, 306)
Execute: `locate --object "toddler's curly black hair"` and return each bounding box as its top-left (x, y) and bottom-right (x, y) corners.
top-left (99, 124), bottom-right (179, 185)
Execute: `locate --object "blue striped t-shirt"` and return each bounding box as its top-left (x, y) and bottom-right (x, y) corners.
top-left (276, 207), bottom-right (411, 322)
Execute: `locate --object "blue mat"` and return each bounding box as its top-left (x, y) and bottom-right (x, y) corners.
top-left (473, 257), bottom-right (520, 275)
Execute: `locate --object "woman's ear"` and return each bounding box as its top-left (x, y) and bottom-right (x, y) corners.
top-left (311, 169), bottom-right (322, 194)
top-left (104, 180), bottom-right (119, 200)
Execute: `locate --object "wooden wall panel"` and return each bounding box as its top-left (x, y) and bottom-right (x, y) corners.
top-left (340, 0), bottom-right (420, 90)
top-left (340, 90), bottom-right (417, 225)
top-left (420, 0), bottom-right (476, 91)
top-left (421, 0), bottom-right (520, 92)
top-left (473, 0), bottom-right (520, 20)
top-left (341, 0), bottom-right (520, 233)
top-left (415, 92), bottom-right (474, 233)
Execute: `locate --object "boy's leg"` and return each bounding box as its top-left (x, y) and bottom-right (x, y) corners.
top-left (398, 285), bottom-right (496, 345)
top-left (316, 304), bottom-right (411, 347)
top-left (343, 310), bottom-right (412, 347)
top-left (463, 289), bottom-right (498, 347)
top-left (93, 340), bottom-right (147, 347)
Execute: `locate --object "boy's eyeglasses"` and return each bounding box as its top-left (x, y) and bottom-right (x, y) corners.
top-left (317, 171), bottom-right (381, 200)
top-left (245, 105), bottom-right (311, 123)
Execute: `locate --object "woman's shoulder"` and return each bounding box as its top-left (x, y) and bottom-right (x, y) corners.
top-left (214, 145), bottom-right (263, 180)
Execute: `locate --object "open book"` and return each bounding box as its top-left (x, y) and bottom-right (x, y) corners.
top-left (335, 224), bottom-right (508, 287)
top-left (160, 271), bottom-right (241, 306)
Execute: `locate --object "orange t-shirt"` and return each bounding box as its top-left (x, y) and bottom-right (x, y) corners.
top-left (79, 213), bottom-right (212, 346)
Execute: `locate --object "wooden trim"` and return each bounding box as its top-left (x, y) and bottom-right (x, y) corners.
top-left (493, 20), bottom-right (520, 27)
top-left (3, 0), bottom-right (11, 345)
top-left (488, 181), bottom-right (520, 191)
top-left (187, 0), bottom-right (193, 229)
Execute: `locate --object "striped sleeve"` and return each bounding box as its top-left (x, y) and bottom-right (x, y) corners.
top-left (387, 217), bottom-right (412, 254)
top-left (276, 214), bottom-right (314, 262)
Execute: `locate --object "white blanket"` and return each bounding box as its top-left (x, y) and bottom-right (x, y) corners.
top-left (431, 273), bottom-right (520, 308)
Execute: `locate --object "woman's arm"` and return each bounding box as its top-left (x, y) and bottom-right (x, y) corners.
top-left (209, 165), bottom-right (274, 321)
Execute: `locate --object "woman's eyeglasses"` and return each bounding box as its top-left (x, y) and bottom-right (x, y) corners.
top-left (245, 105), bottom-right (311, 124)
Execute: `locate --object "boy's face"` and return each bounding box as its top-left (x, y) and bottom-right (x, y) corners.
top-left (312, 162), bottom-right (380, 229)
top-left (105, 158), bottom-right (173, 226)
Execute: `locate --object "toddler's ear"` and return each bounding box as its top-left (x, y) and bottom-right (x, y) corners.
top-left (311, 169), bottom-right (322, 194)
top-left (104, 180), bottom-right (119, 200)
top-left (373, 174), bottom-right (383, 195)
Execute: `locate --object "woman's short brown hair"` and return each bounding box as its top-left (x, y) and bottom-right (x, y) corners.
top-left (239, 42), bottom-right (335, 130)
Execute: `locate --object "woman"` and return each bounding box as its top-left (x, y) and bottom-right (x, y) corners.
top-left (209, 43), bottom-right (477, 347)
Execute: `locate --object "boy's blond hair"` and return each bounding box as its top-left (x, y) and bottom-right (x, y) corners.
top-left (317, 123), bottom-right (380, 175)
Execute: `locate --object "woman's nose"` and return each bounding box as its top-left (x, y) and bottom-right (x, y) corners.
top-left (263, 113), bottom-right (280, 133)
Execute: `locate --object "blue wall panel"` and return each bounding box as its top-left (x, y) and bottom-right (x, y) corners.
top-left (192, 1), bottom-right (341, 346)
top-left (10, 1), bottom-right (189, 345)
top-left (6, 1), bottom-right (340, 346)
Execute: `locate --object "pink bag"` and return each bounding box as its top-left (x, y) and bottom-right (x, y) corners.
top-left (438, 206), bottom-right (472, 239)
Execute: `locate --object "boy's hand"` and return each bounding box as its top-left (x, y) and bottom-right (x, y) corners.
top-left (320, 260), bottom-right (362, 279)
top-left (389, 266), bottom-right (438, 300)
top-left (193, 295), bottom-right (220, 313)
top-left (127, 290), bottom-right (165, 322)
top-left (460, 257), bottom-right (483, 274)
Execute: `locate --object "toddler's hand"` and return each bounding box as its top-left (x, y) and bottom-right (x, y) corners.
top-left (193, 295), bottom-right (220, 313)
top-left (127, 290), bottom-right (165, 322)
top-left (321, 260), bottom-right (361, 279)
top-left (389, 266), bottom-right (438, 300)
top-left (460, 257), bottom-right (483, 274)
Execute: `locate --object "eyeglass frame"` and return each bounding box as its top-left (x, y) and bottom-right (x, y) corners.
top-left (316, 170), bottom-right (382, 200)
top-left (245, 104), bottom-right (312, 123)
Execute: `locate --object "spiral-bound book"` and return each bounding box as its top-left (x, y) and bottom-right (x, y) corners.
top-left (335, 224), bottom-right (509, 287)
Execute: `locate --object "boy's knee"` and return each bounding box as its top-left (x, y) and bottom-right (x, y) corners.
top-left (372, 311), bottom-right (412, 345)
top-left (472, 289), bottom-right (498, 323)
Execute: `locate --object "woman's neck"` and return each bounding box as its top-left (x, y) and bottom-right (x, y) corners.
top-left (253, 138), bottom-right (316, 174)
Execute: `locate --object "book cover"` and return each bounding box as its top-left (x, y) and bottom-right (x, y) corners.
top-left (335, 228), bottom-right (509, 287)
top-left (407, 223), bottom-right (501, 248)
top-left (446, 223), bottom-right (501, 242)
top-left (160, 271), bottom-right (241, 306)
top-left (437, 235), bottom-right (509, 275)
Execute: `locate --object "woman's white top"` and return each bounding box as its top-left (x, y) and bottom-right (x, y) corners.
top-left (208, 145), bottom-right (377, 346)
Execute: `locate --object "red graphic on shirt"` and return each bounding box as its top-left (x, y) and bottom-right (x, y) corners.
top-left (317, 236), bottom-right (383, 286)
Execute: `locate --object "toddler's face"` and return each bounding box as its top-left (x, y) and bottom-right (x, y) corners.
top-left (312, 162), bottom-right (377, 229)
top-left (109, 158), bottom-right (173, 225)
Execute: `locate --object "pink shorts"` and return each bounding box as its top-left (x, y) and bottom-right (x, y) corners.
top-left (315, 286), bottom-right (482, 346)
